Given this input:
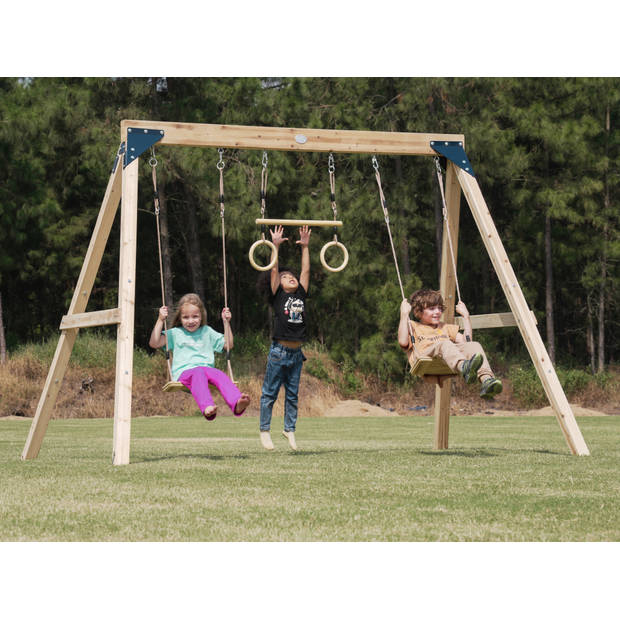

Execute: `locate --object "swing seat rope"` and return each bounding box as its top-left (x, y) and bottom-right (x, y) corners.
top-left (372, 155), bottom-right (456, 378)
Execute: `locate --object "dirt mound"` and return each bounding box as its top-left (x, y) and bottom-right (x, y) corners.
top-left (323, 400), bottom-right (399, 417)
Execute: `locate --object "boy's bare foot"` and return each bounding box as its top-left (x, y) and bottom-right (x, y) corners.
top-left (203, 405), bottom-right (217, 421)
top-left (234, 394), bottom-right (250, 416)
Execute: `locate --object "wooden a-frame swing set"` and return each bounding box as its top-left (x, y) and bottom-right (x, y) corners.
top-left (21, 119), bottom-right (590, 465)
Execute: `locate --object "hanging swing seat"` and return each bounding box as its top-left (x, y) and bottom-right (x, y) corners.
top-left (410, 357), bottom-right (458, 377)
top-left (162, 381), bottom-right (190, 393)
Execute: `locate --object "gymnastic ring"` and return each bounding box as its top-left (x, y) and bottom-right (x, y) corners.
top-left (320, 240), bottom-right (349, 273)
top-left (248, 238), bottom-right (278, 271)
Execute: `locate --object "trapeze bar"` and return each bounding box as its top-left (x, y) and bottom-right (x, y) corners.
top-left (256, 218), bottom-right (342, 227)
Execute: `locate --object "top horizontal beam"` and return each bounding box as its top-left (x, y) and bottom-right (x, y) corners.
top-left (121, 120), bottom-right (465, 156)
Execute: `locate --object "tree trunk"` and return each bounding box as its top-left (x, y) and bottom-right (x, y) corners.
top-left (0, 291), bottom-right (6, 364)
top-left (544, 213), bottom-right (556, 364)
top-left (597, 225), bottom-right (608, 373)
top-left (597, 104), bottom-right (611, 373)
top-left (182, 197), bottom-right (205, 303)
top-left (157, 183), bottom-right (175, 309)
top-left (394, 156), bottom-right (410, 277)
top-left (586, 297), bottom-right (596, 373)
top-left (434, 168), bottom-right (443, 280)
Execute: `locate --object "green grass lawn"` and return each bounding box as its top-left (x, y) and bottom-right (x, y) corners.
top-left (1, 415), bottom-right (619, 541)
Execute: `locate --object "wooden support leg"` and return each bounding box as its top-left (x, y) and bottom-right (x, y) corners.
top-left (433, 380), bottom-right (452, 450)
top-left (433, 162), bottom-right (462, 450)
top-left (112, 158), bottom-right (139, 465)
top-left (456, 168), bottom-right (590, 456)
top-left (22, 164), bottom-right (123, 460)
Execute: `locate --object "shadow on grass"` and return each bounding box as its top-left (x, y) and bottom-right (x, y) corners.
top-left (419, 449), bottom-right (498, 458)
top-left (133, 453), bottom-right (251, 463)
top-left (132, 445), bottom-right (567, 463)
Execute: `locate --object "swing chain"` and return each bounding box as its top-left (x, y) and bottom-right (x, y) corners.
top-left (150, 147), bottom-right (160, 216)
top-left (260, 151), bottom-right (269, 223)
top-left (371, 155), bottom-right (379, 172)
top-left (216, 148), bottom-right (225, 171)
top-left (217, 148), bottom-right (226, 218)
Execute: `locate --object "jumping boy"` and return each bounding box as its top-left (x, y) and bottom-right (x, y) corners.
top-left (257, 225), bottom-right (311, 450)
top-left (398, 289), bottom-right (502, 398)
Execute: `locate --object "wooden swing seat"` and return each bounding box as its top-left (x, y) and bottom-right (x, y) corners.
top-left (410, 357), bottom-right (458, 377)
top-left (162, 376), bottom-right (238, 393)
top-left (162, 381), bottom-right (190, 393)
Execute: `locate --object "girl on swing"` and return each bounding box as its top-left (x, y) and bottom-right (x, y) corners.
top-left (149, 293), bottom-right (250, 420)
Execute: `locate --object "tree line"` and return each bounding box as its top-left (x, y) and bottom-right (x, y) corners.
top-left (0, 77), bottom-right (617, 377)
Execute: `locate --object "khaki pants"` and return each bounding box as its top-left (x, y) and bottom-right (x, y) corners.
top-left (421, 340), bottom-right (494, 381)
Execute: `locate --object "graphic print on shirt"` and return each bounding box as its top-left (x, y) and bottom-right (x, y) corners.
top-left (284, 297), bottom-right (304, 323)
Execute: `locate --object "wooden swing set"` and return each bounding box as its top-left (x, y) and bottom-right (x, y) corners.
top-left (21, 120), bottom-right (590, 465)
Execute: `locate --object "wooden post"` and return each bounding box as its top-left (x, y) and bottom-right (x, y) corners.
top-left (22, 165), bottom-right (122, 460)
top-left (456, 168), bottom-right (590, 456)
top-left (112, 157), bottom-right (139, 465)
top-left (434, 162), bottom-right (462, 450)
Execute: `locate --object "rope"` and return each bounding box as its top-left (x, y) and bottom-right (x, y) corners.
top-left (217, 149), bottom-right (234, 383)
top-left (372, 156), bottom-right (421, 358)
top-left (150, 149), bottom-right (173, 381)
top-left (434, 157), bottom-right (462, 304)
top-left (372, 156), bottom-right (406, 300)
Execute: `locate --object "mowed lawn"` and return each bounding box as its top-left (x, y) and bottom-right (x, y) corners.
top-left (1, 415), bottom-right (619, 541)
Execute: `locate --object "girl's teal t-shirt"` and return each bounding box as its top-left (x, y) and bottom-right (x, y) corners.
top-left (164, 325), bottom-right (225, 381)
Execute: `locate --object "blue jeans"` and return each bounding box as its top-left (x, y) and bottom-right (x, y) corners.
top-left (259, 342), bottom-right (305, 432)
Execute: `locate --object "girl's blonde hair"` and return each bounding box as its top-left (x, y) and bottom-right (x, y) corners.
top-left (408, 289), bottom-right (445, 319)
top-left (171, 293), bottom-right (207, 328)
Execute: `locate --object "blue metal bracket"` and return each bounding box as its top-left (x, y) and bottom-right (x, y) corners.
top-left (430, 140), bottom-right (475, 177)
top-left (123, 128), bottom-right (165, 168)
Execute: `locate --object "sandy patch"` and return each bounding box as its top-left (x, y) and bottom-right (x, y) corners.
top-left (323, 400), bottom-right (399, 417)
top-left (320, 401), bottom-right (610, 418)
top-left (490, 405), bottom-right (607, 417)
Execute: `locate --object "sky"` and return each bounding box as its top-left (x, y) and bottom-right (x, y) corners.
top-left (3, 0), bottom-right (619, 77)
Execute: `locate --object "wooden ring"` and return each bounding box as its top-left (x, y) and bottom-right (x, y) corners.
top-left (320, 240), bottom-right (349, 273)
top-left (248, 238), bottom-right (278, 271)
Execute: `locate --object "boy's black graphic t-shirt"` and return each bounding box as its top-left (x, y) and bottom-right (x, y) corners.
top-left (271, 284), bottom-right (307, 342)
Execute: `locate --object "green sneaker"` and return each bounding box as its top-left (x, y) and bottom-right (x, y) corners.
top-left (460, 353), bottom-right (483, 384)
top-left (480, 377), bottom-right (503, 399)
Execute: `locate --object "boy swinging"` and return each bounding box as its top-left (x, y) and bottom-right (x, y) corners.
top-left (398, 289), bottom-right (503, 398)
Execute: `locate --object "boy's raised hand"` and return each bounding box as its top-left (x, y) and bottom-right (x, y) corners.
top-left (270, 225), bottom-right (288, 247)
top-left (455, 300), bottom-right (470, 317)
top-left (400, 298), bottom-right (412, 317)
top-left (296, 225), bottom-right (312, 246)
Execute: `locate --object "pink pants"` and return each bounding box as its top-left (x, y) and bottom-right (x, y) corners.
top-left (178, 366), bottom-right (243, 415)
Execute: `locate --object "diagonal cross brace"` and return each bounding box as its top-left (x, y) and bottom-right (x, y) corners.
top-left (123, 128), bottom-right (165, 168)
top-left (430, 140), bottom-right (475, 177)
